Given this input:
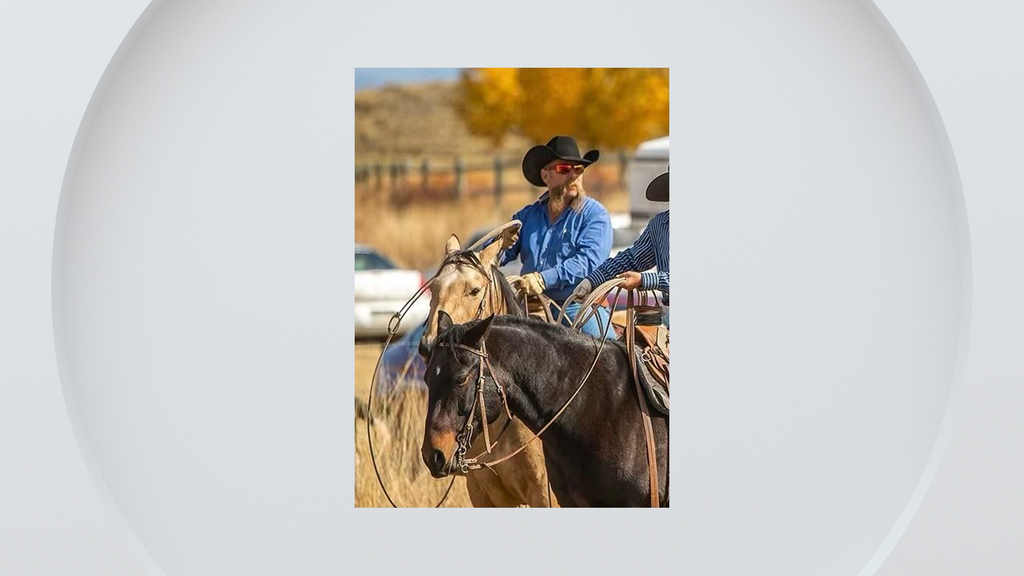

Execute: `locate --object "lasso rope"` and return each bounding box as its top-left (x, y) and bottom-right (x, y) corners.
top-left (365, 221), bottom-right (521, 508)
top-left (365, 226), bottom-right (635, 507)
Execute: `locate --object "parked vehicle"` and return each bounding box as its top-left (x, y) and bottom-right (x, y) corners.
top-left (354, 245), bottom-right (429, 339)
top-left (628, 136), bottom-right (669, 223)
top-left (373, 323), bottom-right (428, 395)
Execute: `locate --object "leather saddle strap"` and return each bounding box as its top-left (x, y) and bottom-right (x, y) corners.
top-left (627, 290), bottom-right (660, 508)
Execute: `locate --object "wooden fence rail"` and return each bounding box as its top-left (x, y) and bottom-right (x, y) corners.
top-left (355, 152), bottom-right (634, 202)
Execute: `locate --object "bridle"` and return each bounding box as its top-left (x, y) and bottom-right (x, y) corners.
top-left (436, 250), bottom-right (500, 324)
top-left (366, 222), bottom-right (659, 507)
top-left (434, 278), bottom-right (624, 478)
top-left (435, 336), bottom-right (514, 476)
top-left (430, 250), bottom-right (521, 475)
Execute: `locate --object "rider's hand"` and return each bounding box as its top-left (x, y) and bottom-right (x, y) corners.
top-left (616, 271), bottom-right (643, 290)
top-left (500, 226), bottom-right (520, 250)
top-left (571, 279), bottom-right (593, 302)
top-left (519, 272), bottom-right (546, 296)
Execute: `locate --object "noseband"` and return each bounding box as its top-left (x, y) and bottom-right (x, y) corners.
top-left (437, 338), bottom-right (513, 475)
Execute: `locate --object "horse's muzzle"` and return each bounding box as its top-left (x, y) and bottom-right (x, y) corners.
top-left (423, 426), bottom-right (465, 478)
top-left (423, 446), bottom-right (451, 478)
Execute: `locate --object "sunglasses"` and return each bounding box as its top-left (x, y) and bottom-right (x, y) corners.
top-left (549, 163), bottom-right (585, 176)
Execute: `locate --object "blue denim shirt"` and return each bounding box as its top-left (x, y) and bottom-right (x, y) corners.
top-left (501, 194), bottom-right (613, 302)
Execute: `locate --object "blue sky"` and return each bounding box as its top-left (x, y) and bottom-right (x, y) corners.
top-left (354, 68), bottom-right (462, 90)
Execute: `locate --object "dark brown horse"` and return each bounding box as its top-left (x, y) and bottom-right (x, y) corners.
top-left (417, 234), bottom-right (557, 507)
top-left (421, 312), bottom-right (669, 507)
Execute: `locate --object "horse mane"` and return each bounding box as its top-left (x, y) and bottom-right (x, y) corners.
top-left (491, 265), bottom-right (526, 318)
top-left (439, 249), bottom-right (484, 272)
top-left (482, 314), bottom-right (627, 354)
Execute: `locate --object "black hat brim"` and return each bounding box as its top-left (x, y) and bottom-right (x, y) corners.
top-left (645, 171), bottom-right (669, 202)
top-left (522, 146), bottom-right (599, 188)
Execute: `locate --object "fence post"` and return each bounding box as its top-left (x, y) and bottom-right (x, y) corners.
top-left (421, 159), bottom-right (430, 193)
top-left (619, 150), bottom-right (629, 187)
top-left (374, 163), bottom-right (383, 190)
top-left (389, 163), bottom-right (399, 196)
top-left (493, 157), bottom-right (503, 204)
top-left (453, 157), bottom-right (465, 199)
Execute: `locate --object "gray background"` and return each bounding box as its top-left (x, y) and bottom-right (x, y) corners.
top-left (1, 0), bottom-right (1022, 574)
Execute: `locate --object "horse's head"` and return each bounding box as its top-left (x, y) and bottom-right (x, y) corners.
top-left (418, 233), bottom-right (510, 358)
top-left (421, 311), bottom-right (501, 478)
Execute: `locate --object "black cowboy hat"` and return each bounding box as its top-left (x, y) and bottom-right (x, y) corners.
top-left (645, 168), bottom-right (669, 202)
top-left (521, 135), bottom-right (600, 188)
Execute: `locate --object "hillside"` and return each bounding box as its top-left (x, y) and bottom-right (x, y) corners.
top-left (354, 81), bottom-right (531, 163)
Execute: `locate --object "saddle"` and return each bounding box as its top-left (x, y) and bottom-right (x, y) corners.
top-left (622, 306), bottom-right (670, 415)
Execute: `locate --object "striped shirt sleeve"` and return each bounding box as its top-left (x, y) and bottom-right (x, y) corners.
top-left (641, 270), bottom-right (669, 293)
top-left (586, 222), bottom-right (658, 286)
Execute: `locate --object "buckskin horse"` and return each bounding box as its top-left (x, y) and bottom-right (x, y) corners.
top-left (422, 312), bottom-right (669, 507)
top-left (417, 232), bottom-right (557, 508)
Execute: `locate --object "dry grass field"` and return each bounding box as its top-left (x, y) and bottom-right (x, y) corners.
top-left (354, 182), bottom-right (627, 272)
top-left (354, 343), bottom-right (472, 507)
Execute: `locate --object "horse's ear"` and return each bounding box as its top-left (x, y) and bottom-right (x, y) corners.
top-left (463, 314), bottom-right (495, 348)
top-left (437, 310), bottom-right (454, 335)
top-left (477, 237), bottom-right (502, 268)
top-left (445, 234), bottom-right (461, 255)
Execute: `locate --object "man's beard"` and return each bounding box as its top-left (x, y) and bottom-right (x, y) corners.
top-left (550, 180), bottom-right (586, 209)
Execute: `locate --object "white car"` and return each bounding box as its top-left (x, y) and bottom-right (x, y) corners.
top-left (354, 245), bottom-right (430, 339)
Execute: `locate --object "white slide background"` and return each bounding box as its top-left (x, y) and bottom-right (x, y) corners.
top-left (1, 1), bottom-right (1021, 575)
top-left (1, 2), bottom-right (152, 574)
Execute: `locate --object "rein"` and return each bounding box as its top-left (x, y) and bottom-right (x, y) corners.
top-left (366, 223), bottom-right (662, 507)
top-left (443, 278), bottom-right (625, 476)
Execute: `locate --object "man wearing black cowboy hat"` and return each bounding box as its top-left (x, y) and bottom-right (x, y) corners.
top-left (570, 168), bottom-right (670, 327)
top-left (499, 135), bottom-right (614, 337)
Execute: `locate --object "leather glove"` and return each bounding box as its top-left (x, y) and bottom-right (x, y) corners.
top-left (570, 279), bottom-right (593, 302)
top-left (519, 272), bottom-right (546, 297)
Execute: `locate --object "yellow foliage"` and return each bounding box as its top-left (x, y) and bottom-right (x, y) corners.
top-left (456, 68), bottom-right (522, 146)
top-left (456, 68), bottom-right (669, 149)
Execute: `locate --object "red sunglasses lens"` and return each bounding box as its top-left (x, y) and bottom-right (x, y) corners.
top-left (554, 164), bottom-right (583, 175)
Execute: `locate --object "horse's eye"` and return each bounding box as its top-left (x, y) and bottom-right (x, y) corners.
top-left (458, 372), bottom-right (474, 387)
top-left (469, 287), bottom-right (481, 297)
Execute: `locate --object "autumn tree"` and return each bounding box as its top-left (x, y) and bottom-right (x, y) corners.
top-left (454, 68), bottom-right (522, 146)
top-left (456, 68), bottom-right (669, 150)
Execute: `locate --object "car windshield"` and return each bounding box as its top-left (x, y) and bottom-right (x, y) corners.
top-left (355, 251), bottom-right (395, 271)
